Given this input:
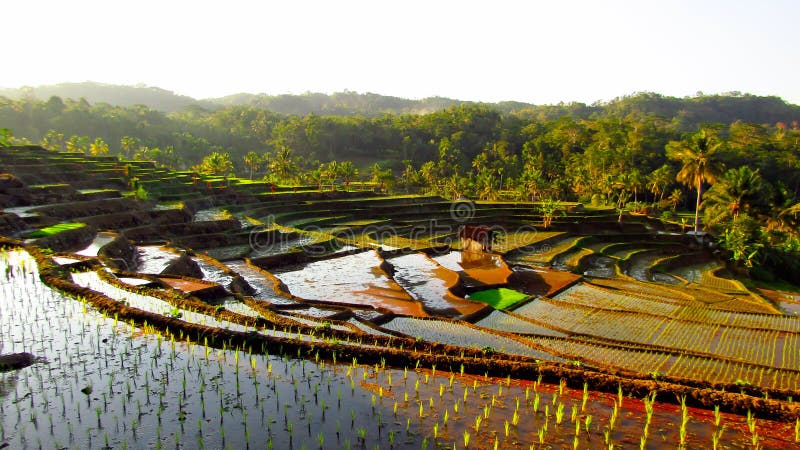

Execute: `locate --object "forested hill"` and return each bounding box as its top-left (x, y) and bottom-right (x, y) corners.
top-left (0, 82), bottom-right (217, 113)
top-left (210, 91), bottom-right (476, 115)
top-left (2, 82), bottom-right (799, 125)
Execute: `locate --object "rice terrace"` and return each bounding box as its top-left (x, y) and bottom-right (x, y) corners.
top-left (0, 140), bottom-right (798, 450)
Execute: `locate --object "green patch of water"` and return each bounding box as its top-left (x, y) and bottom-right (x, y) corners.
top-left (468, 287), bottom-right (529, 309)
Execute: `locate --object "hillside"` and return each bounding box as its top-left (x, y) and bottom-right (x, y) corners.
top-left (2, 82), bottom-right (799, 125)
top-left (0, 82), bottom-right (217, 113)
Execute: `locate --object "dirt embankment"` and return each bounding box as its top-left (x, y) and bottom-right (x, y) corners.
top-left (82, 208), bottom-right (192, 231)
top-left (96, 234), bottom-right (138, 270)
top-left (122, 219), bottom-right (240, 242)
top-left (0, 212), bottom-right (27, 235)
top-left (29, 224), bottom-right (96, 253)
top-left (30, 197), bottom-right (142, 220)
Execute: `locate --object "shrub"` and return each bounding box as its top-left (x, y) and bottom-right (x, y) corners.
top-left (660, 210), bottom-right (675, 221)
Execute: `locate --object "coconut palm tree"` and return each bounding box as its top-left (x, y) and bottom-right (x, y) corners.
top-left (647, 164), bottom-right (673, 203)
top-left (666, 128), bottom-right (725, 232)
top-left (702, 166), bottom-right (769, 228)
top-left (267, 146), bottom-right (298, 183)
top-left (197, 151), bottom-right (234, 175)
top-left (668, 189), bottom-right (683, 211)
top-left (770, 201), bottom-right (800, 237)
top-left (243, 151), bottom-right (261, 180)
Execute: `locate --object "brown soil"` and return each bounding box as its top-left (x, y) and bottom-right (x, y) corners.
top-left (156, 277), bottom-right (226, 299)
top-left (509, 267), bottom-right (582, 297)
top-left (459, 251), bottom-right (513, 286)
top-left (354, 284), bottom-right (429, 317)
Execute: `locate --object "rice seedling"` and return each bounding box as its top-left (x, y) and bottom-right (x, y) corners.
top-left (795, 418), bottom-right (799, 442)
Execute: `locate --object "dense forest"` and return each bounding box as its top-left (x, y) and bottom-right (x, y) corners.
top-left (1, 88), bottom-right (800, 281)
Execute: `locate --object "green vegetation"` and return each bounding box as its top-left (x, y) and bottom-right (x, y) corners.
top-left (24, 222), bottom-right (86, 238)
top-left (467, 288), bottom-right (529, 309)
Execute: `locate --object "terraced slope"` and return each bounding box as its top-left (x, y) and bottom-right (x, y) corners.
top-left (3, 144), bottom-right (800, 411)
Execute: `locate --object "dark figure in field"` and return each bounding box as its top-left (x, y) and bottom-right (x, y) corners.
top-left (459, 225), bottom-right (493, 253)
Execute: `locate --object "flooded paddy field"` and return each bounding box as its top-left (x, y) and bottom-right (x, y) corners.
top-left (2, 146), bottom-right (800, 448)
top-left (2, 249), bottom-right (797, 449)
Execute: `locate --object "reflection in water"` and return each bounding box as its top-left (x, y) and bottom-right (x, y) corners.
top-left (75, 231), bottom-right (117, 257)
top-left (432, 250), bottom-right (503, 272)
top-left (390, 252), bottom-right (487, 316)
top-left (136, 245), bottom-right (179, 274)
top-left (583, 255), bottom-right (617, 278)
top-left (432, 250), bottom-right (512, 287)
top-left (224, 260), bottom-right (297, 305)
top-left (273, 251), bottom-right (425, 315)
top-left (390, 252), bottom-right (460, 312)
top-left (191, 256), bottom-right (234, 286)
top-left (670, 261), bottom-right (719, 282)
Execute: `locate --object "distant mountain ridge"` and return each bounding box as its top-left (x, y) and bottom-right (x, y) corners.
top-left (0, 82), bottom-right (217, 112)
top-left (1, 81), bottom-right (799, 126)
top-left (0, 81), bottom-right (492, 115)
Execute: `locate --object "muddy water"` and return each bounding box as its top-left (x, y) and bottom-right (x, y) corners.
top-left (670, 261), bottom-right (720, 283)
top-left (381, 317), bottom-right (563, 361)
top-left (625, 247), bottom-right (687, 282)
top-left (779, 297), bottom-right (800, 315)
top-left (204, 244), bottom-right (253, 261)
top-left (224, 260), bottom-right (297, 305)
top-left (389, 252), bottom-right (486, 317)
top-left (71, 271), bottom-right (250, 332)
top-left (75, 231), bottom-right (118, 257)
top-left (507, 235), bottom-right (582, 266)
top-left (193, 207), bottom-right (253, 228)
top-left (249, 235), bottom-right (316, 258)
top-left (551, 246), bottom-right (588, 271)
top-left (272, 250), bottom-right (426, 316)
top-left (652, 272), bottom-right (682, 284)
top-left (581, 254), bottom-right (617, 278)
top-left (389, 253), bottom-right (458, 310)
top-left (432, 250), bottom-right (513, 287)
top-left (136, 245), bottom-right (179, 273)
top-left (191, 256), bottom-right (234, 286)
top-left (1, 205), bottom-right (41, 218)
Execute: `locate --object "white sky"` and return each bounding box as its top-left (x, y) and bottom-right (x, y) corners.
top-left (3, 0), bottom-right (799, 105)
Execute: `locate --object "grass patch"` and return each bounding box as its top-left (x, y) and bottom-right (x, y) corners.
top-left (467, 288), bottom-right (530, 310)
top-left (25, 222), bottom-right (86, 238)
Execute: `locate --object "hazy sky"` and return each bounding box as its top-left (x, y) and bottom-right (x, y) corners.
top-left (4, 0), bottom-right (798, 104)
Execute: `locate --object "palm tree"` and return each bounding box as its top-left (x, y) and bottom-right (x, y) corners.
top-left (647, 164), bottom-right (673, 203)
top-left (89, 137), bottom-right (109, 156)
top-left (702, 166), bottom-right (769, 228)
top-left (666, 128), bottom-right (725, 232)
top-left (767, 201), bottom-right (800, 237)
top-left (120, 136), bottom-right (138, 158)
top-left (338, 161), bottom-right (357, 182)
top-left (268, 146), bottom-right (298, 183)
top-left (197, 151), bottom-right (234, 175)
top-left (668, 189), bottom-right (683, 211)
top-left (243, 151), bottom-right (261, 180)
